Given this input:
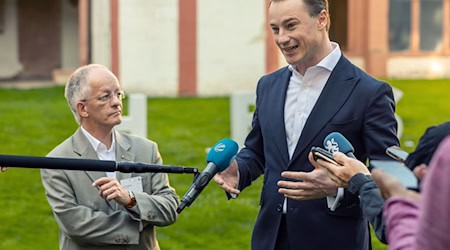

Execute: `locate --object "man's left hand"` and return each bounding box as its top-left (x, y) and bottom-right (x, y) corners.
top-left (278, 155), bottom-right (338, 200)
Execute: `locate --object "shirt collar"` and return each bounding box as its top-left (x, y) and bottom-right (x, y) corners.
top-left (80, 126), bottom-right (116, 152)
top-left (288, 42), bottom-right (342, 74)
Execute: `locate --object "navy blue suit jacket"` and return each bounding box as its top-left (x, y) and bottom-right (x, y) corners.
top-left (236, 55), bottom-right (399, 250)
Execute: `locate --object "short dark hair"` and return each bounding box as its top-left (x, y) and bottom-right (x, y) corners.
top-left (270, 0), bottom-right (330, 30)
top-left (303, 0), bottom-right (328, 17)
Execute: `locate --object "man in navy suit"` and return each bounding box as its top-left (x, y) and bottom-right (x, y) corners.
top-left (214, 0), bottom-right (399, 249)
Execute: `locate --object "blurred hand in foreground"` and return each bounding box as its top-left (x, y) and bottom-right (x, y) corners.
top-left (372, 168), bottom-right (421, 201)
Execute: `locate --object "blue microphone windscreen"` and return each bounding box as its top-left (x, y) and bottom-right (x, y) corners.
top-left (206, 138), bottom-right (239, 171)
top-left (323, 132), bottom-right (354, 154)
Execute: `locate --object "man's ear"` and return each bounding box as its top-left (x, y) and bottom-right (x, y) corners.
top-left (317, 9), bottom-right (328, 31)
top-left (77, 102), bottom-right (89, 118)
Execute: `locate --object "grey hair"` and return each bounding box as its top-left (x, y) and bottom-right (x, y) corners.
top-left (64, 64), bottom-right (107, 124)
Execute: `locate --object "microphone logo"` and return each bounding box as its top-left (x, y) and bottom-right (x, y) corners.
top-left (214, 143), bottom-right (226, 152)
top-left (324, 138), bottom-right (340, 153)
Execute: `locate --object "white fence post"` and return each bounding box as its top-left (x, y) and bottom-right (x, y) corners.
top-left (230, 91), bottom-right (255, 149)
top-left (392, 87), bottom-right (404, 139)
top-left (117, 93), bottom-right (147, 138)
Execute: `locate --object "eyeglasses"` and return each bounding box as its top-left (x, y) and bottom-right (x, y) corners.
top-left (82, 91), bottom-right (126, 103)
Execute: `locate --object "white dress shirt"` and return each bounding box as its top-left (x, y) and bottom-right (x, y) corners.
top-left (283, 42), bottom-right (343, 212)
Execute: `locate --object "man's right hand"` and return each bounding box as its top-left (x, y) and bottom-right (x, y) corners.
top-left (1, 166), bottom-right (7, 172)
top-left (214, 159), bottom-right (240, 195)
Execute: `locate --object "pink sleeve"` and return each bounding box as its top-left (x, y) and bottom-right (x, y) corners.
top-left (384, 136), bottom-right (450, 250)
top-left (384, 197), bottom-right (420, 250)
top-left (414, 136), bottom-right (450, 250)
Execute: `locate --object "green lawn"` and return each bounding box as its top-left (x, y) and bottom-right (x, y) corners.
top-left (0, 79), bottom-right (448, 249)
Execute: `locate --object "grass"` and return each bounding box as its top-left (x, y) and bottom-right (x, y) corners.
top-left (0, 79), bottom-right (448, 249)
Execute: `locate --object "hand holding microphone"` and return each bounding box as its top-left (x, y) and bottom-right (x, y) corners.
top-left (278, 133), bottom-right (352, 201)
top-left (312, 132), bottom-right (370, 187)
top-left (177, 138), bottom-right (238, 213)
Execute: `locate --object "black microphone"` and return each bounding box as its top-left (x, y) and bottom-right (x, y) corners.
top-left (323, 132), bottom-right (356, 158)
top-left (177, 138), bottom-right (238, 214)
top-left (117, 162), bottom-right (198, 174)
top-left (0, 154), bottom-right (198, 174)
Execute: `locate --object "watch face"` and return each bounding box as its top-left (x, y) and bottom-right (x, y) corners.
top-left (126, 191), bottom-right (136, 208)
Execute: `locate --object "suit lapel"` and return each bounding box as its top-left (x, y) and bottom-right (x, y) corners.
top-left (114, 131), bottom-right (135, 209)
top-left (114, 131), bottom-right (134, 182)
top-left (72, 129), bottom-right (106, 182)
top-left (268, 68), bottom-right (291, 167)
top-left (289, 57), bottom-right (360, 165)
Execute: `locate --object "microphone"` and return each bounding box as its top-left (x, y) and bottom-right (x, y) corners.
top-left (117, 162), bottom-right (198, 174)
top-left (177, 138), bottom-right (238, 214)
top-left (323, 132), bottom-right (355, 158)
top-left (0, 154), bottom-right (198, 174)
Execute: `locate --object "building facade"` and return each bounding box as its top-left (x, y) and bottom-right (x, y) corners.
top-left (0, 0), bottom-right (449, 96)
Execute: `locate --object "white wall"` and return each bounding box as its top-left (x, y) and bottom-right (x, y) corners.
top-left (91, 0), bottom-right (112, 68)
top-left (61, 0), bottom-right (79, 69)
top-left (119, 0), bottom-right (179, 96)
top-left (197, 0), bottom-right (265, 96)
top-left (387, 57), bottom-right (450, 79)
top-left (0, 0), bottom-right (22, 78)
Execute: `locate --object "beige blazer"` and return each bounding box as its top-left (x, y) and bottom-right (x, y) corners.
top-left (41, 128), bottom-right (179, 250)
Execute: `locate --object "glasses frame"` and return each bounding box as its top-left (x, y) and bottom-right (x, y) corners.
top-left (81, 90), bottom-right (126, 103)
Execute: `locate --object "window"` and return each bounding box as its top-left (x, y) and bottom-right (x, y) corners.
top-left (420, 0), bottom-right (443, 51)
top-left (389, 0), bottom-right (449, 53)
top-left (389, 0), bottom-right (412, 51)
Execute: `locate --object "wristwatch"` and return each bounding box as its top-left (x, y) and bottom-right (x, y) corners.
top-left (125, 191), bottom-right (136, 208)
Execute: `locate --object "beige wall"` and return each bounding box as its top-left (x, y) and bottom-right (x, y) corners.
top-left (387, 57), bottom-right (450, 79)
top-left (118, 0), bottom-right (179, 96)
top-left (196, 0), bottom-right (265, 96)
top-left (61, 0), bottom-right (79, 69)
top-left (90, 0), bottom-right (267, 96)
top-left (91, 0), bottom-right (112, 69)
top-left (77, 0), bottom-right (450, 96)
top-left (0, 0), bottom-right (22, 78)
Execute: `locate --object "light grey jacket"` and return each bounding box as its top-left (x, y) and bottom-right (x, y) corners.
top-left (41, 128), bottom-right (179, 250)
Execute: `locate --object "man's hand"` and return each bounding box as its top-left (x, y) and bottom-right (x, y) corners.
top-left (313, 151), bottom-right (370, 188)
top-left (413, 163), bottom-right (428, 181)
top-left (372, 168), bottom-right (421, 201)
top-left (214, 159), bottom-right (240, 195)
top-left (0, 166), bottom-right (7, 172)
top-left (278, 153), bottom-right (338, 200)
top-left (92, 177), bottom-right (131, 205)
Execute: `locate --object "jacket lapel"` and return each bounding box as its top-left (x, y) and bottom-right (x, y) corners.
top-left (72, 129), bottom-right (106, 181)
top-left (289, 56), bottom-right (360, 166)
top-left (268, 68), bottom-right (291, 167)
top-left (114, 131), bottom-right (134, 182)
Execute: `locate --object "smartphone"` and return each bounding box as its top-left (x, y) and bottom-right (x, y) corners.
top-left (369, 160), bottom-right (418, 190)
top-left (311, 147), bottom-right (341, 166)
top-left (386, 145), bottom-right (409, 163)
